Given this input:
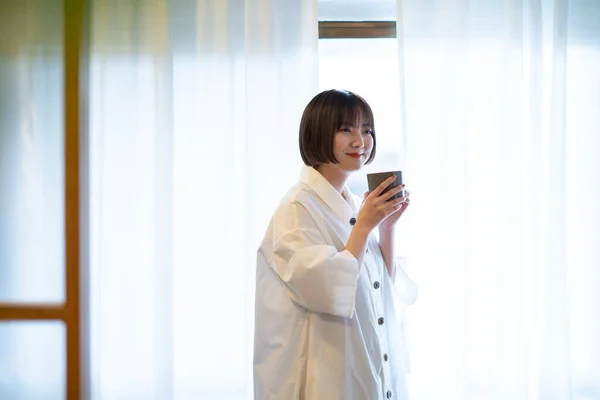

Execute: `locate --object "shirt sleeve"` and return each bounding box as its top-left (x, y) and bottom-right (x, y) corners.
top-left (391, 257), bottom-right (418, 305)
top-left (270, 201), bottom-right (360, 318)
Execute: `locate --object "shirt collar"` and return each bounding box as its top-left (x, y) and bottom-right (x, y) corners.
top-left (299, 166), bottom-right (358, 225)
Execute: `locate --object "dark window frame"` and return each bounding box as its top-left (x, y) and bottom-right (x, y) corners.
top-left (318, 21), bottom-right (396, 39)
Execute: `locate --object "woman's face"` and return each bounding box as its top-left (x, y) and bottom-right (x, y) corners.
top-left (331, 118), bottom-right (374, 173)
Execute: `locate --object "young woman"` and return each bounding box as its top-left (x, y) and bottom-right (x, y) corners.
top-left (253, 89), bottom-right (417, 400)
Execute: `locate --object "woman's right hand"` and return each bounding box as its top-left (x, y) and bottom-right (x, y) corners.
top-left (356, 176), bottom-right (406, 231)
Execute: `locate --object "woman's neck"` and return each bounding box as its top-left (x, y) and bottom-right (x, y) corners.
top-left (315, 164), bottom-right (349, 194)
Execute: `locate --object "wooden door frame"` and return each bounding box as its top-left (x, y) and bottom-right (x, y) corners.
top-left (0, 0), bottom-right (89, 399)
top-left (64, 0), bottom-right (89, 398)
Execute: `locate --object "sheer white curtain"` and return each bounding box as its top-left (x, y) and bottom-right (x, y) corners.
top-left (0, 0), bottom-right (65, 305)
top-left (395, 0), bottom-right (600, 399)
top-left (88, 0), bottom-right (317, 398)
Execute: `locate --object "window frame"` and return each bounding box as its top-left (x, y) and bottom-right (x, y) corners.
top-left (318, 21), bottom-right (396, 39)
top-left (0, 0), bottom-right (89, 399)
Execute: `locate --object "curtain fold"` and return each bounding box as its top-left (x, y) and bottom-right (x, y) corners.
top-left (0, 0), bottom-right (65, 303)
top-left (88, 0), bottom-right (317, 398)
top-left (395, 0), bottom-right (600, 399)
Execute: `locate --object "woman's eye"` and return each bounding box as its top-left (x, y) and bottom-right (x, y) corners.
top-left (340, 128), bottom-right (352, 133)
top-left (364, 130), bottom-right (373, 135)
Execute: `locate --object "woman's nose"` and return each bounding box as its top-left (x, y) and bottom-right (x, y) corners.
top-left (352, 133), bottom-right (364, 147)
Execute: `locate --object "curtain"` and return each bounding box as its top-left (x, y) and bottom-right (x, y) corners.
top-left (395, 0), bottom-right (600, 399)
top-left (0, 0), bottom-right (65, 303)
top-left (88, 0), bottom-right (318, 398)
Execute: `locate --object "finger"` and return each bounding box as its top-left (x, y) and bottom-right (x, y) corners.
top-left (371, 176), bottom-right (396, 196)
top-left (364, 191), bottom-right (370, 201)
top-left (385, 196), bottom-right (406, 209)
top-left (399, 198), bottom-right (410, 210)
top-left (386, 203), bottom-right (404, 216)
top-left (380, 184), bottom-right (405, 202)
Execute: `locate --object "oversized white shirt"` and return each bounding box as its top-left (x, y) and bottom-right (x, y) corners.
top-left (253, 166), bottom-right (418, 400)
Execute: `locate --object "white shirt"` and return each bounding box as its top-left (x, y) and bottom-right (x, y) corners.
top-left (253, 166), bottom-right (418, 400)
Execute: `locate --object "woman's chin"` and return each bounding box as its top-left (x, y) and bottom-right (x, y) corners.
top-left (342, 163), bottom-right (364, 172)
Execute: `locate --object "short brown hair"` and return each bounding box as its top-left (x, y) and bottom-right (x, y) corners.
top-left (299, 89), bottom-right (377, 166)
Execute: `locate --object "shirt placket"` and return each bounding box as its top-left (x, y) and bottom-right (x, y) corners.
top-left (367, 238), bottom-right (394, 399)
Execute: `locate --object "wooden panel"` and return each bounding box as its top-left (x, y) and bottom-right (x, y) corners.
top-left (64, 0), bottom-right (85, 399)
top-left (318, 21), bottom-right (396, 39)
top-left (0, 304), bottom-right (66, 320)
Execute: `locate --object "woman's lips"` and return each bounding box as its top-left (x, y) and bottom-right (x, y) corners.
top-left (347, 153), bottom-right (364, 158)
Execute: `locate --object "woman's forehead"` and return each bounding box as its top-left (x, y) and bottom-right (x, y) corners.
top-left (340, 104), bottom-right (371, 122)
top-left (339, 120), bottom-right (372, 128)
top-left (339, 112), bottom-right (373, 127)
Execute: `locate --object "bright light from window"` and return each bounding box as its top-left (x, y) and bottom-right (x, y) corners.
top-left (318, 0), bottom-right (396, 21)
top-left (318, 38), bottom-right (404, 195)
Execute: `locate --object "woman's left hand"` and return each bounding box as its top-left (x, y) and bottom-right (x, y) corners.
top-left (378, 189), bottom-right (410, 231)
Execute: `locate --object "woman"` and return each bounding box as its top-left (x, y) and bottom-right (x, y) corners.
top-left (253, 89), bottom-right (417, 399)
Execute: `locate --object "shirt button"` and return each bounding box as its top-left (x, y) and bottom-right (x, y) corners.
top-left (373, 281), bottom-right (380, 289)
top-left (384, 353), bottom-right (389, 361)
top-left (387, 390), bottom-right (392, 398)
top-left (378, 317), bottom-right (385, 325)
top-left (349, 217), bottom-right (357, 226)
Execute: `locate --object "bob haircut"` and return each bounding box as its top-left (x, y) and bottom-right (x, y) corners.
top-left (299, 89), bottom-right (376, 167)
